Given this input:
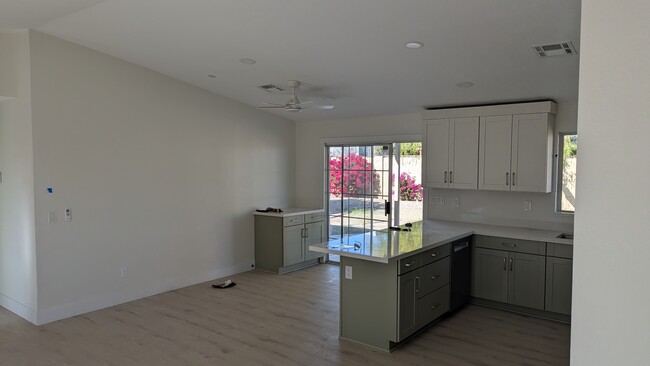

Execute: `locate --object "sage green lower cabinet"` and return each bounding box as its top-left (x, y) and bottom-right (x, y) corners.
top-left (473, 248), bottom-right (508, 303)
top-left (545, 256), bottom-right (573, 315)
top-left (254, 212), bottom-right (325, 274)
top-left (340, 243), bottom-right (453, 352)
top-left (507, 252), bottom-right (546, 310)
top-left (398, 271), bottom-right (418, 340)
top-left (473, 248), bottom-right (546, 310)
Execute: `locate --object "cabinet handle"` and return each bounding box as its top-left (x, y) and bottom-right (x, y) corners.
top-left (450, 171), bottom-right (453, 183)
top-left (300, 228), bottom-right (306, 238)
top-left (506, 172), bottom-right (509, 186)
top-left (431, 252), bottom-right (440, 257)
top-left (502, 243), bottom-right (517, 247)
top-left (431, 275), bottom-right (440, 280)
top-left (405, 262), bottom-right (414, 267)
top-left (509, 258), bottom-right (513, 272)
top-left (503, 257), bottom-right (507, 271)
top-left (444, 171), bottom-right (447, 183)
top-left (512, 172), bottom-right (516, 186)
top-left (416, 276), bottom-right (420, 292)
top-left (432, 303), bottom-right (440, 309)
top-left (304, 227), bottom-right (309, 238)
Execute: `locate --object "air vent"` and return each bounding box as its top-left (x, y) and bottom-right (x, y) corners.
top-left (257, 83), bottom-right (286, 93)
top-left (531, 41), bottom-right (577, 57)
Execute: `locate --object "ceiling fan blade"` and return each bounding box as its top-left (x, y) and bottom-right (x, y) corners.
top-left (316, 105), bottom-right (335, 110)
top-left (261, 102), bottom-right (286, 106)
top-left (257, 105), bottom-right (287, 109)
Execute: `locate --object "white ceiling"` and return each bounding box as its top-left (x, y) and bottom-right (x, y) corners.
top-left (0, 0), bottom-right (104, 31)
top-left (3, 0), bottom-right (581, 122)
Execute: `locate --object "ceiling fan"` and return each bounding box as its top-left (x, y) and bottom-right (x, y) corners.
top-left (257, 80), bottom-right (334, 112)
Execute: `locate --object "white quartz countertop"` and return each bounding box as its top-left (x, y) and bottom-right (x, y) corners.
top-left (253, 207), bottom-right (324, 217)
top-left (309, 219), bottom-right (573, 264)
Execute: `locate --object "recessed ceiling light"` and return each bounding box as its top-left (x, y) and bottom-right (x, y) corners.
top-left (208, 74), bottom-right (216, 78)
top-left (456, 81), bottom-right (474, 88)
top-left (239, 58), bottom-right (257, 65)
top-left (405, 42), bottom-right (423, 49)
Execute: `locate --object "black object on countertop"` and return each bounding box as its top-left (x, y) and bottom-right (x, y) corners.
top-left (256, 207), bottom-right (283, 213)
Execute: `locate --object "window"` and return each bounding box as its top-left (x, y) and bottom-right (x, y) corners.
top-left (557, 134), bottom-right (577, 213)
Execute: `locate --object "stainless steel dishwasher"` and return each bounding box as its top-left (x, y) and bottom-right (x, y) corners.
top-left (450, 236), bottom-right (471, 312)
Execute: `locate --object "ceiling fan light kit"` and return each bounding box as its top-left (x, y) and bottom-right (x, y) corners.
top-left (257, 80), bottom-right (334, 112)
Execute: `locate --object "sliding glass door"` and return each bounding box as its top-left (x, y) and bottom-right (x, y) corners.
top-left (327, 145), bottom-right (392, 240)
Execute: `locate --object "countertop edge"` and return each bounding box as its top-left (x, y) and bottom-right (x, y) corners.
top-left (253, 208), bottom-right (324, 217)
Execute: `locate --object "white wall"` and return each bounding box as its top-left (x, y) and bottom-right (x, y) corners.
top-left (571, 1), bottom-right (650, 365)
top-left (296, 102), bottom-right (576, 231)
top-left (0, 31), bottom-right (38, 322)
top-left (27, 31), bottom-right (296, 323)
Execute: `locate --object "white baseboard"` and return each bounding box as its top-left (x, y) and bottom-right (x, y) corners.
top-left (36, 261), bottom-right (254, 325)
top-left (0, 292), bottom-right (38, 324)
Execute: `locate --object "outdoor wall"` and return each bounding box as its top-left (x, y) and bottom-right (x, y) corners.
top-left (0, 31), bottom-right (38, 322)
top-left (295, 101), bottom-right (576, 232)
top-left (571, 1), bottom-right (650, 364)
top-left (28, 31), bottom-right (296, 324)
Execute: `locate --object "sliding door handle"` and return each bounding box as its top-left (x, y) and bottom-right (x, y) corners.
top-left (384, 200), bottom-right (391, 216)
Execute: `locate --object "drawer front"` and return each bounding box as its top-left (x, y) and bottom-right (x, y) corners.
top-left (546, 243), bottom-right (573, 259)
top-left (475, 235), bottom-right (546, 255)
top-left (305, 213), bottom-right (325, 223)
top-left (418, 257), bottom-right (450, 298)
top-left (283, 215), bottom-right (305, 227)
top-left (417, 284), bottom-right (450, 329)
top-left (419, 243), bottom-right (450, 266)
top-left (399, 254), bottom-right (420, 275)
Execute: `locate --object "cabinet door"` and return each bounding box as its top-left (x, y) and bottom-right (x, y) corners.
top-left (545, 257), bottom-right (573, 315)
top-left (449, 117), bottom-right (479, 189)
top-left (479, 115), bottom-right (513, 191)
top-left (507, 252), bottom-right (546, 310)
top-left (397, 270), bottom-right (418, 341)
top-left (424, 119), bottom-right (450, 188)
top-left (511, 113), bottom-right (553, 192)
top-left (283, 225), bottom-right (304, 266)
top-left (304, 221), bottom-right (325, 261)
top-left (473, 248), bottom-right (508, 303)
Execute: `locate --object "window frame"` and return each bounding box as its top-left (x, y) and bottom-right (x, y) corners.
top-left (555, 132), bottom-right (577, 214)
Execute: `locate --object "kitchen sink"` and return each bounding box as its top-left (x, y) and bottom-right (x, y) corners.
top-left (556, 233), bottom-right (574, 240)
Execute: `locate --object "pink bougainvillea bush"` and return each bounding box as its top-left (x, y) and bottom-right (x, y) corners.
top-left (329, 153), bottom-right (381, 197)
top-left (398, 172), bottom-right (423, 201)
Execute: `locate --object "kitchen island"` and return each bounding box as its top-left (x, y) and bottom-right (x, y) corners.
top-left (309, 220), bottom-right (573, 352)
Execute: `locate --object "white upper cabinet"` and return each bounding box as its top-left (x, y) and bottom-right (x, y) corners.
top-left (479, 113), bottom-right (554, 193)
top-left (479, 115), bottom-right (513, 191)
top-left (511, 113), bottom-right (554, 192)
top-left (422, 101), bottom-right (556, 193)
top-left (424, 117), bottom-right (479, 189)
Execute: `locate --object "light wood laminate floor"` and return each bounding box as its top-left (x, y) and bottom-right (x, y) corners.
top-left (0, 264), bottom-right (570, 365)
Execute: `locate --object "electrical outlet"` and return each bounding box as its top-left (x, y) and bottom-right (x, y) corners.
top-left (453, 197), bottom-right (460, 208)
top-left (345, 266), bottom-right (353, 280)
top-left (120, 267), bottom-right (127, 278)
top-left (524, 201), bottom-right (532, 212)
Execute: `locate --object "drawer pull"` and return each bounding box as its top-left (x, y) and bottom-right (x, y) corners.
top-left (431, 303), bottom-right (440, 309)
top-left (404, 262), bottom-right (414, 267)
top-left (290, 219), bottom-right (299, 222)
top-left (431, 275), bottom-right (440, 280)
top-left (431, 252), bottom-right (440, 257)
top-left (502, 243), bottom-right (517, 247)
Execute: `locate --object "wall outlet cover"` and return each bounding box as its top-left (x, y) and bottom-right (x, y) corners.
top-left (430, 196), bottom-right (445, 205)
top-left (345, 266), bottom-right (353, 280)
top-left (524, 200), bottom-right (532, 212)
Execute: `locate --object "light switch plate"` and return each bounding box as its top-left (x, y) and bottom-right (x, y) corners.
top-left (345, 266), bottom-right (353, 280)
top-left (64, 208), bottom-right (71, 222)
top-left (453, 197), bottom-right (460, 208)
top-left (48, 210), bottom-right (57, 223)
top-left (430, 196), bottom-right (445, 205)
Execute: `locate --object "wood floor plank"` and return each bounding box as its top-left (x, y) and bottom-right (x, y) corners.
top-left (0, 264), bottom-right (569, 365)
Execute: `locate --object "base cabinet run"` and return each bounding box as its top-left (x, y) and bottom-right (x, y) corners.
top-left (254, 212), bottom-right (325, 274)
top-left (472, 236), bottom-right (573, 318)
